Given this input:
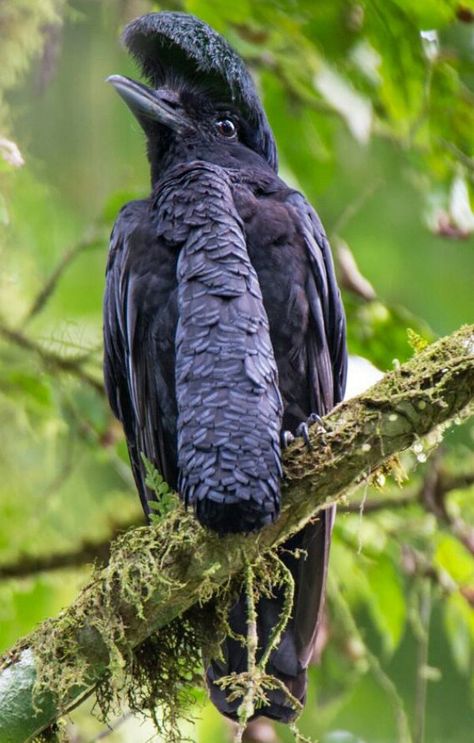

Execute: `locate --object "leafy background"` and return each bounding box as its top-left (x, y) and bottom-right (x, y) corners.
top-left (0, 1), bottom-right (473, 741)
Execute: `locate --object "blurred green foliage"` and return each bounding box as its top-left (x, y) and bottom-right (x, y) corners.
top-left (0, 1), bottom-right (473, 741)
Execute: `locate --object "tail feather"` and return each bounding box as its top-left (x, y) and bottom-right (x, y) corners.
top-left (206, 508), bottom-right (333, 721)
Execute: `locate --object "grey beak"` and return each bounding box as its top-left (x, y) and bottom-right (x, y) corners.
top-left (107, 74), bottom-right (190, 133)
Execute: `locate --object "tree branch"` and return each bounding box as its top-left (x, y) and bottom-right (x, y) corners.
top-left (0, 519), bottom-right (143, 581)
top-left (3, 460), bottom-right (469, 583)
top-left (0, 325), bottom-right (472, 743)
top-left (343, 461), bottom-right (474, 516)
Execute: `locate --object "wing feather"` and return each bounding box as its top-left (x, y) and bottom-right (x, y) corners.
top-left (103, 199), bottom-right (178, 515)
top-left (284, 191), bottom-right (347, 669)
top-left (287, 191), bottom-right (347, 411)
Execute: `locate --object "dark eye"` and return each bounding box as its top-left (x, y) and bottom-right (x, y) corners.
top-left (215, 118), bottom-right (237, 139)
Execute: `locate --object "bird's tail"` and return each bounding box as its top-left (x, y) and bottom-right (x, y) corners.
top-left (206, 508), bottom-right (333, 722)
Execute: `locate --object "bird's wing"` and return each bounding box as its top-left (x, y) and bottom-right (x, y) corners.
top-left (103, 199), bottom-right (178, 516)
top-left (287, 190), bottom-right (347, 413)
top-left (284, 192), bottom-right (347, 669)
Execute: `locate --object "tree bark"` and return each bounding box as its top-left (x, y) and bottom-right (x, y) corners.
top-left (0, 325), bottom-right (473, 743)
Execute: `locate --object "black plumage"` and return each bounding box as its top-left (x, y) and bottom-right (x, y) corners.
top-left (104, 11), bottom-right (347, 722)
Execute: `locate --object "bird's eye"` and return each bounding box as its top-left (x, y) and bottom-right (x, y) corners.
top-left (215, 118), bottom-right (237, 139)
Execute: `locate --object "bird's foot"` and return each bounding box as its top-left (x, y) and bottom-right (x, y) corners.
top-left (281, 413), bottom-right (326, 451)
top-left (280, 430), bottom-right (295, 449)
top-left (295, 413), bottom-right (326, 450)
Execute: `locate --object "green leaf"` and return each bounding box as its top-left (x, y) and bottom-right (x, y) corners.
top-left (140, 454), bottom-right (177, 520)
top-left (389, 0), bottom-right (459, 28)
top-left (443, 592), bottom-right (474, 675)
top-left (365, 0), bottom-right (427, 132)
top-left (364, 552), bottom-right (407, 654)
top-left (1, 369), bottom-right (52, 410)
top-left (185, 0), bottom-right (252, 29)
top-left (344, 295), bottom-right (435, 370)
top-left (435, 533), bottom-right (474, 585)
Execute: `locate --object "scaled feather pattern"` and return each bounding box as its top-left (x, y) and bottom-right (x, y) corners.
top-left (155, 161), bottom-right (282, 532)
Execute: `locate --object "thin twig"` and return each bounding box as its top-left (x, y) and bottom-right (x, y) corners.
top-left (91, 711), bottom-right (134, 741)
top-left (236, 561), bottom-right (258, 740)
top-left (438, 138), bottom-right (474, 173)
top-left (420, 451), bottom-right (474, 557)
top-left (23, 229), bottom-right (104, 325)
top-left (342, 461), bottom-right (474, 559)
top-left (330, 178), bottom-right (383, 239)
top-left (330, 576), bottom-right (413, 743)
top-left (412, 580), bottom-right (431, 743)
top-left (342, 491), bottom-right (418, 514)
top-left (0, 322), bottom-right (105, 395)
top-left (440, 472), bottom-right (474, 492)
top-left (336, 239), bottom-right (377, 301)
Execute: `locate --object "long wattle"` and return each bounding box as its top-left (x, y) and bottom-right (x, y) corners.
top-left (154, 160), bottom-right (283, 533)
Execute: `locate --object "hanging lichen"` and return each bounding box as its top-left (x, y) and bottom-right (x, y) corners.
top-left (23, 460), bottom-right (301, 741)
top-left (28, 518), bottom-right (300, 742)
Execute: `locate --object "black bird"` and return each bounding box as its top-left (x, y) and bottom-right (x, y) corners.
top-left (104, 12), bottom-right (347, 723)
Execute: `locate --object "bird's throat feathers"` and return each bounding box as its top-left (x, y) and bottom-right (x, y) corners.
top-left (146, 117), bottom-right (274, 187)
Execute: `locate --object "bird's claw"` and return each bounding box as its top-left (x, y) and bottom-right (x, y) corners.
top-left (281, 430), bottom-right (295, 449)
top-left (281, 414), bottom-right (326, 451)
top-left (296, 421), bottom-right (312, 449)
top-left (307, 412), bottom-right (325, 430)
top-left (295, 413), bottom-right (326, 450)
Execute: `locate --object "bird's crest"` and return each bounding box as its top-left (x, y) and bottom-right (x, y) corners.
top-left (122, 12), bottom-right (278, 171)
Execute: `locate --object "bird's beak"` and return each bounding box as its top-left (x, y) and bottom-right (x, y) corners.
top-left (107, 74), bottom-right (190, 133)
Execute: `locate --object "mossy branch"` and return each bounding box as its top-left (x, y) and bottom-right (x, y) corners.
top-left (0, 325), bottom-right (473, 743)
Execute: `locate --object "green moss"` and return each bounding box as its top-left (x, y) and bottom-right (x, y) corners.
top-left (25, 501), bottom-right (211, 737)
top-left (93, 602), bottom-right (225, 743)
top-left (34, 720), bottom-right (67, 743)
top-left (26, 517), bottom-right (303, 741)
top-left (22, 486), bottom-right (291, 739)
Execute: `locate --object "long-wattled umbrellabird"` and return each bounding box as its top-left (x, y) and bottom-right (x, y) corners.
top-left (104, 12), bottom-right (347, 724)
